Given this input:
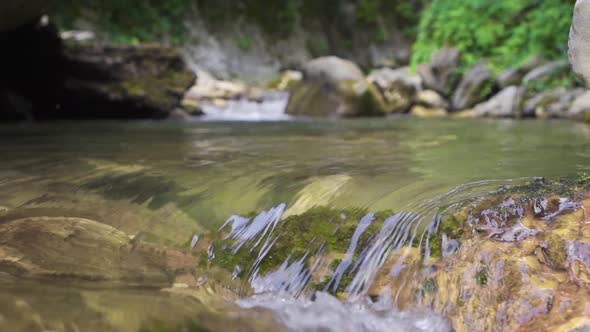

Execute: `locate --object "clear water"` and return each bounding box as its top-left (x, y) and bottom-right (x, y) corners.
top-left (1, 118), bottom-right (590, 331)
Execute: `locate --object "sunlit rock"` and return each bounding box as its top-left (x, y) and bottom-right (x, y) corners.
top-left (410, 105), bottom-right (447, 118)
top-left (416, 90), bottom-right (449, 109)
top-left (569, 0), bottom-right (590, 87)
top-left (367, 67), bottom-right (422, 114)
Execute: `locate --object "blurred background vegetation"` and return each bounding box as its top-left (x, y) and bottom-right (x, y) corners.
top-left (54, 0), bottom-right (575, 73)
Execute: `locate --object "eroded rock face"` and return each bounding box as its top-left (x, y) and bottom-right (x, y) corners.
top-left (569, 0), bottom-right (590, 87)
top-left (0, 217), bottom-right (195, 286)
top-left (286, 56), bottom-right (385, 117)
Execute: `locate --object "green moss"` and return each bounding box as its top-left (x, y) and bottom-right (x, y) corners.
top-left (211, 206), bottom-right (393, 293)
top-left (476, 267), bottom-right (488, 286)
top-left (428, 213), bottom-right (465, 258)
top-left (501, 177), bottom-right (590, 199)
top-left (545, 235), bottom-right (567, 270)
top-left (140, 319), bottom-right (210, 332)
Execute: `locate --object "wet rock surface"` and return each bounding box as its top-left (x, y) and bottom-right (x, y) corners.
top-left (0, 216), bottom-right (195, 285)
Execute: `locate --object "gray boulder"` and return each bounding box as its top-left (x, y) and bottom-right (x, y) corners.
top-left (522, 60), bottom-right (569, 86)
top-left (524, 88), bottom-right (586, 118)
top-left (451, 62), bottom-right (495, 110)
top-left (367, 67), bottom-right (422, 114)
top-left (569, 0), bottom-right (590, 86)
top-left (287, 56), bottom-right (385, 117)
top-left (496, 55), bottom-right (544, 88)
top-left (472, 86), bottom-right (525, 118)
top-left (416, 90), bottom-right (449, 109)
top-left (417, 48), bottom-right (461, 96)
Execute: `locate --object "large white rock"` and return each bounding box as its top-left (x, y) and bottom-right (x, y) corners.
top-left (569, 0), bottom-right (590, 86)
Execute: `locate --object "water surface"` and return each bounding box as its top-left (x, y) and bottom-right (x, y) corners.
top-left (1, 118), bottom-right (589, 331)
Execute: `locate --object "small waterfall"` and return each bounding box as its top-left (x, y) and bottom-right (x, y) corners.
top-left (215, 178), bottom-right (530, 302)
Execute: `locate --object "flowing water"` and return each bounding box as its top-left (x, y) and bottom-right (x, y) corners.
top-left (1, 118), bottom-right (590, 331)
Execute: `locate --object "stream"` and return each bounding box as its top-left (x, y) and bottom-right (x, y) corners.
top-left (1, 118), bottom-right (590, 331)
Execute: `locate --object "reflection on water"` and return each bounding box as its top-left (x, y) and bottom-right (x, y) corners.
top-left (1, 118), bottom-right (590, 331)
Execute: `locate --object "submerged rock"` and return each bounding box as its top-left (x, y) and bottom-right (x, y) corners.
top-left (286, 56), bottom-right (385, 117)
top-left (0, 217), bottom-right (196, 286)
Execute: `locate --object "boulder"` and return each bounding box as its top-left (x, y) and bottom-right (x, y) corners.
top-left (522, 60), bottom-right (569, 87)
top-left (367, 67), bottom-right (422, 114)
top-left (286, 56), bottom-right (385, 117)
top-left (524, 88), bottom-right (585, 118)
top-left (451, 62), bottom-right (495, 110)
top-left (496, 55), bottom-right (544, 88)
top-left (417, 48), bottom-right (461, 96)
top-left (569, 0), bottom-right (590, 86)
top-left (471, 86), bottom-right (525, 118)
top-left (410, 105), bottom-right (447, 118)
top-left (59, 41), bottom-right (195, 119)
top-left (416, 90), bottom-right (449, 109)
top-left (0, 217), bottom-right (196, 286)
top-left (569, 90), bottom-right (590, 119)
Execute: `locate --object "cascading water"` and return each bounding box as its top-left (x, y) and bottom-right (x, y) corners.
top-left (210, 178), bottom-right (531, 331)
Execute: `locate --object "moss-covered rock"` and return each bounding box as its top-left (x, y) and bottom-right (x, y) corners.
top-left (60, 41), bottom-right (195, 119)
top-left (370, 177), bottom-right (590, 331)
top-left (286, 56), bottom-right (386, 117)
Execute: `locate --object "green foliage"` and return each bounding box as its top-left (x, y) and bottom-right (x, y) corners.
top-left (54, 0), bottom-right (424, 45)
top-left (411, 0), bottom-right (575, 72)
top-left (55, 0), bottom-right (192, 44)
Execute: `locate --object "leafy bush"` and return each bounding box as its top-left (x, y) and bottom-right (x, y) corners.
top-left (54, 0), bottom-right (423, 44)
top-left (411, 0), bottom-right (575, 72)
top-left (55, 0), bottom-right (192, 44)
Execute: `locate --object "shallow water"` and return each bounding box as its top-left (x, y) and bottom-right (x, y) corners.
top-left (1, 118), bottom-right (590, 331)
